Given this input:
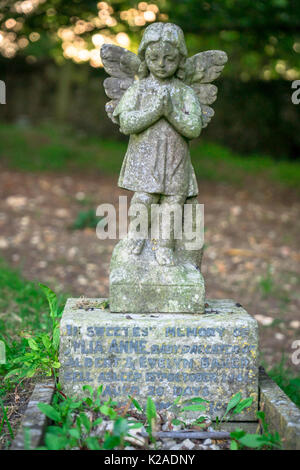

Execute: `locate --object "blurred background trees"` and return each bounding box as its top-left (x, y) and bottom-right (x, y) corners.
top-left (0, 0), bottom-right (299, 158)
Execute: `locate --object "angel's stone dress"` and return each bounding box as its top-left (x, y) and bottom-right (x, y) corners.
top-left (113, 77), bottom-right (200, 197)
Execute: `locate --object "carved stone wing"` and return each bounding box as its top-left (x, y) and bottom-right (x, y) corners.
top-left (185, 50), bottom-right (228, 128)
top-left (100, 44), bottom-right (140, 124)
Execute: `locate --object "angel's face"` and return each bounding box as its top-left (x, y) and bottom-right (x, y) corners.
top-left (145, 41), bottom-right (180, 79)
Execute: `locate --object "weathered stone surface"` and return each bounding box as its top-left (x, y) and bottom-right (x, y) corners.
top-left (110, 237), bottom-right (205, 313)
top-left (11, 381), bottom-right (54, 450)
top-left (101, 22), bottom-right (227, 306)
top-left (259, 367), bottom-right (300, 450)
top-left (100, 44), bottom-right (140, 79)
top-left (59, 298), bottom-right (258, 421)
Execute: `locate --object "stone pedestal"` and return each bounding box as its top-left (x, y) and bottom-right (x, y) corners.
top-left (59, 298), bottom-right (258, 421)
top-left (110, 238), bottom-right (205, 313)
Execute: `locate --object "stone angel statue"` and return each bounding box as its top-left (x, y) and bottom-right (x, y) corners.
top-left (100, 22), bottom-right (227, 268)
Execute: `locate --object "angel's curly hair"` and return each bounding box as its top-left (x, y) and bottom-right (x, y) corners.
top-left (137, 22), bottom-right (187, 80)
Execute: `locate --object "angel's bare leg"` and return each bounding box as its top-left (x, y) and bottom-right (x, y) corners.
top-left (155, 194), bottom-right (186, 266)
top-left (128, 191), bottom-right (160, 255)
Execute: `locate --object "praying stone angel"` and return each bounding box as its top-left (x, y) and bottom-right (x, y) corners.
top-left (101, 22), bottom-right (227, 313)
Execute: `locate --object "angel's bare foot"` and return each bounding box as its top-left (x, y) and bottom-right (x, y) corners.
top-left (128, 239), bottom-right (145, 255)
top-left (155, 247), bottom-right (176, 266)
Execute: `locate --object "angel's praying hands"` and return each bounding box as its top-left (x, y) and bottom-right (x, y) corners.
top-left (118, 84), bottom-right (167, 136)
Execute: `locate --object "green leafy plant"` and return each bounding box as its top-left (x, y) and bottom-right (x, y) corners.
top-left (38, 385), bottom-right (110, 450)
top-left (0, 261), bottom-right (65, 389)
top-left (230, 411), bottom-right (281, 450)
top-left (37, 388), bottom-right (283, 451)
top-left (38, 385), bottom-right (144, 450)
top-left (4, 284), bottom-right (61, 382)
top-left (217, 392), bottom-right (254, 424)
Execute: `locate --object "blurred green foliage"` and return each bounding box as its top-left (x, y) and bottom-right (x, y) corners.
top-left (0, 258), bottom-right (66, 394)
top-left (0, 0), bottom-right (299, 80)
top-left (0, 122), bottom-right (299, 190)
top-left (0, 258), bottom-right (57, 342)
top-left (169, 0), bottom-right (300, 80)
top-left (1, 1), bottom-right (299, 160)
top-left (71, 209), bottom-right (104, 230)
top-left (268, 357), bottom-right (300, 408)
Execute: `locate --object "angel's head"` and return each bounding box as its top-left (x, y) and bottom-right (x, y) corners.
top-left (138, 22), bottom-right (187, 80)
